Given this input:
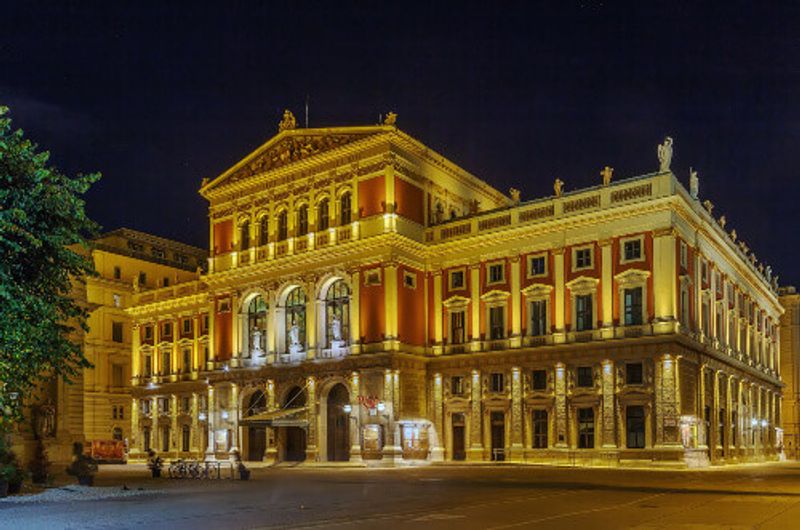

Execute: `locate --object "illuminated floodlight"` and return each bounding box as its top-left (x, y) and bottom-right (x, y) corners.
top-left (343, 404), bottom-right (352, 413)
top-left (376, 401), bottom-right (386, 412)
top-left (221, 410), bottom-right (229, 419)
top-left (761, 419), bottom-right (768, 428)
top-left (751, 418), bottom-right (758, 427)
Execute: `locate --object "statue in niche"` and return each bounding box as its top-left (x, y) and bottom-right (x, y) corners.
top-left (34, 400), bottom-right (56, 439)
top-left (278, 109), bottom-right (296, 132)
top-left (657, 136), bottom-right (674, 172)
top-left (331, 314), bottom-right (342, 342)
top-left (689, 167), bottom-right (699, 199)
top-left (288, 319), bottom-right (302, 355)
top-left (252, 329), bottom-right (264, 356)
top-left (553, 178), bottom-right (564, 197)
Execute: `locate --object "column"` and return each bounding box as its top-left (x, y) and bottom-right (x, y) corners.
top-left (725, 375), bottom-right (733, 459)
top-left (265, 379), bottom-right (277, 463)
top-left (349, 372), bottom-right (363, 463)
top-left (150, 395), bottom-right (159, 453)
top-left (554, 363), bottom-right (568, 448)
top-left (191, 392), bottom-right (200, 454)
top-left (553, 248), bottom-right (566, 344)
top-left (431, 373), bottom-right (444, 461)
top-left (382, 369), bottom-right (401, 462)
top-left (698, 364), bottom-right (707, 449)
top-left (467, 369), bottom-right (484, 460)
top-left (132, 324), bottom-right (141, 382)
top-left (131, 398), bottom-right (140, 459)
top-left (231, 291), bottom-right (240, 366)
top-left (510, 367), bottom-right (524, 459)
top-left (600, 239), bottom-right (614, 338)
top-left (601, 360), bottom-right (617, 448)
top-left (510, 257), bottom-right (522, 347)
top-left (349, 269), bottom-right (361, 354)
top-left (711, 370), bottom-right (720, 458)
top-left (305, 376), bottom-right (318, 462)
top-left (652, 227), bottom-right (677, 333)
top-left (207, 298), bottom-right (216, 368)
top-left (205, 384), bottom-right (216, 461)
top-left (170, 394), bottom-right (178, 454)
top-left (230, 383), bottom-right (240, 454)
top-left (384, 263), bottom-right (398, 347)
top-left (433, 270), bottom-right (443, 354)
top-left (655, 354), bottom-right (681, 447)
top-left (305, 280), bottom-right (317, 360)
top-left (470, 264), bottom-right (481, 348)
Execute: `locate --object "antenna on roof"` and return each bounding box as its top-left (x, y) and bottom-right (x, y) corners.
top-left (304, 95), bottom-right (309, 128)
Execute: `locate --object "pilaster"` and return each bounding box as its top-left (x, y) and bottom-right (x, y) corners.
top-left (305, 376), bottom-right (318, 461)
top-left (349, 372), bottom-right (363, 463)
top-left (509, 367), bottom-right (524, 459)
top-left (601, 360), bottom-right (617, 448)
top-left (349, 269), bottom-right (361, 354)
top-left (655, 354), bottom-right (681, 447)
top-left (554, 363), bottom-right (568, 447)
top-left (470, 264), bottom-right (481, 346)
top-left (205, 384), bottom-right (216, 461)
top-left (510, 257), bottom-right (522, 346)
top-left (467, 369), bottom-right (484, 460)
top-left (653, 227), bottom-right (677, 333)
top-left (600, 239), bottom-right (614, 338)
top-left (384, 263), bottom-right (398, 344)
top-left (431, 373), bottom-right (445, 461)
top-left (433, 270), bottom-right (443, 353)
top-left (553, 248), bottom-right (566, 343)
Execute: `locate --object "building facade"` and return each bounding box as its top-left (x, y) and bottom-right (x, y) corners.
top-left (128, 114), bottom-right (783, 467)
top-left (779, 286), bottom-right (799, 459)
top-left (13, 229), bottom-right (205, 462)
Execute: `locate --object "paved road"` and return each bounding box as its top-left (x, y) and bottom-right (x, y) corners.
top-left (3, 462), bottom-right (800, 529)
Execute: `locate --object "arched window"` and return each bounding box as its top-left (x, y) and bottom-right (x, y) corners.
top-left (258, 216), bottom-right (269, 246)
top-left (325, 280), bottom-right (350, 348)
top-left (285, 287), bottom-right (306, 352)
top-left (339, 192), bottom-right (352, 225)
top-left (246, 390), bottom-right (267, 416)
top-left (239, 219), bottom-right (250, 250)
top-left (283, 386), bottom-right (306, 408)
top-left (317, 199), bottom-right (329, 231)
top-left (297, 204), bottom-right (309, 236)
top-left (247, 296), bottom-right (268, 355)
top-left (277, 210), bottom-right (288, 241)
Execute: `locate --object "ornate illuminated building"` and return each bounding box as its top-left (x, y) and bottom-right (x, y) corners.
top-left (13, 229), bottom-right (205, 462)
top-left (127, 112), bottom-right (783, 467)
top-left (779, 286), bottom-right (800, 459)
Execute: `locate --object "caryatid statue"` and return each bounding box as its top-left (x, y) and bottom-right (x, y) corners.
top-left (657, 136), bottom-right (673, 172)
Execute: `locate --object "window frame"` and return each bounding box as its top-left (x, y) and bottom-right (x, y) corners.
top-left (576, 366), bottom-right (593, 388)
top-left (620, 235), bottom-right (645, 264)
top-left (572, 245), bottom-right (594, 271)
top-left (486, 261), bottom-right (505, 286)
top-left (625, 362), bottom-right (643, 385)
top-left (578, 407), bottom-right (595, 449)
top-left (532, 369), bottom-right (547, 391)
top-left (527, 253), bottom-right (547, 278)
top-left (449, 268), bottom-right (466, 291)
top-left (490, 372), bottom-right (505, 393)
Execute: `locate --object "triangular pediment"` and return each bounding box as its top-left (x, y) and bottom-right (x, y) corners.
top-left (202, 126), bottom-right (387, 194)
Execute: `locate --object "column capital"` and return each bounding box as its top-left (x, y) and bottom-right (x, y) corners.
top-left (653, 226), bottom-right (677, 238)
top-left (599, 238), bottom-right (613, 247)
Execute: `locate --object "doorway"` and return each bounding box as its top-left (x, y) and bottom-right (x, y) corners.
top-left (246, 391), bottom-right (267, 461)
top-left (490, 411), bottom-right (505, 461)
top-left (326, 383), bottom-right (350, 461)
top-left (282, 386), bottom-right (307, 462)
top-left (451, 413), bottom-right (466, 461)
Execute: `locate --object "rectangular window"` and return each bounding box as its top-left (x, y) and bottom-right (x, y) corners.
top-left (138, 272), bottom-right (147, 287)
top-left (449, 270), bottom-right (465, 290)
top-left (450, 311), bottom-right (465, 345)
top-left (489, 306), bottom-right (505, 340)
top-left (182, 319), bottom-right (192, 335)
top-left (680, 286), bottom-right (690, 329)
top-left (403, 271), bottom-right (417, 289)
top-left (162, 322), bottom-right (172, 338)
top-left (112, 321), bottom-right (123, 343)
top-left (113, 266), bottom-right (121, 279)
top-left (575, 294), bottom-right (593, 331)
top-left (451, 376), bottom-right (464, 395)
top-left (162, 353), bottom-right (170, 375)
top-left (625, 363), bottom-right (643, 385)
top-left (144, 325), bottom-right (153, 340)
top-left (529, 300), bottom-right (547, 336)
top-left (528, 255), bottom-right (546, 276)
top-left (624, 287), bottom-right (643, 326)
top-left (532, 410), bottom-right (548, 448)
top-left (577, 366), bottom-right (593, 388)
top-left (680, 241), bottom-right (688, 269)
top-left (626, 406), bottom-right (645, 448)
top-left (112, 406), bottom-right (117, 419)
top-left (144, 355), bottom-right (152, 377)
top-left (202, 315), bottom-right (209, 334)
top-left (623, 239), bottom-right (642, 261)
top-left (297, 206), bottom-right (309, 236)
top-left (578, 407), bottom-right (595, 449)
top-left (141, 399), bottom-right (151, 415)
top-left (532, 369), bottom-right (547, 391)
top-left (318, 201), bottom-right (329, 231)
top-left (143, 427), bottom-right (151, 452)
top-left (181, 396), bottom-right (191, 414)
top-left (488, 263), bottom-right (504, 284)
top-left (719, 408), bottom-right (725, 447)
top-left (182, 348), bottom-right (191, 372)
top-left (575, 248), bottom-right (592, 269)
top-left (182, 426), bottom-right (191, 452)
top-left (112, 364), bottom-right (124, 387)
top-left (119, 406), bottom-right (124, 419)
top-left (162, 277), bottom-right (170, 287)
top-left (490, 372), bottom-right (504, 393)
top-left (151, 247), bottom-right (165, 259)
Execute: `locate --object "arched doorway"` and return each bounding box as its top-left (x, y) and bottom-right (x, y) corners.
top-left (327, 384), bottom-right (350, 462)
top-left (246, 390), bottom-right (267, 461)
top-left (283, 386), bottom-right (307, 462)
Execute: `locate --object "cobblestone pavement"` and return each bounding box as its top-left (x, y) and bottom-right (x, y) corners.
top-left (4, 462), bottom-right (800, 529)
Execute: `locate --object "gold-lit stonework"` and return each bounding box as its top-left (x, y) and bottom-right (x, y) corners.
top-left (127, 118), bottom-right (782, 468)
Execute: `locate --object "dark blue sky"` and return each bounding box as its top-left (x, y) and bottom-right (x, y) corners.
top-left (2, 2), bottom-right (798, 285)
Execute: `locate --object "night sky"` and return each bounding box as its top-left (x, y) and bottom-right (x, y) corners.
top-left (2, 2), bottom-right (798, 285)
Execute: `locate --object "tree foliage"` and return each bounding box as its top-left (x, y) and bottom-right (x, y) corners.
top-left (0, 106), bottom-right (100, 427)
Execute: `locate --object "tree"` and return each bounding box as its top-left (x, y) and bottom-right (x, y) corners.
top-left (0, 106), bottom-right (100, 428)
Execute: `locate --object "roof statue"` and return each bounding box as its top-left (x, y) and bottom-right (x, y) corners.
top-left (703, 199), bottom-right (714, 214)
top-left (689, 167), bottom-right (699, 199)
top-left (383, 111), bottom-right (397, 125)
top-left (719, 215), bottom-right (726, 228)
top-left (657, 136), bottom-right (673, 173)
top-left (509, 188), bottom-right (521, 204)
top-left (600, 166), bottom-right (614, 186)
top-left (730, 229), bottom-right (737, 242)
top-left (553, 178), bottom-right (564, 197)
top-left (278, 109), bottom-right (297, 132)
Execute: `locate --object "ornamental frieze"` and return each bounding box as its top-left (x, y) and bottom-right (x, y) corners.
top-left (227, 134), bottom-right (369, 183)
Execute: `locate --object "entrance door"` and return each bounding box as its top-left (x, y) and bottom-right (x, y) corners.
top-left (248, 427), bottom-right (266, 461)
top-left (452, 413), bottom-right (466, 461)
top-left (285, 427), bottom-right (307, 461)
top-left (490, 411), bottom-right (505, 461)
top-left (326, 383), bottom-right (350, 461)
